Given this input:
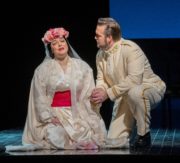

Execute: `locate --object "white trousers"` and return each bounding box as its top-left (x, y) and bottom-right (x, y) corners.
top-left (108, 85), bottom-right (163, 140)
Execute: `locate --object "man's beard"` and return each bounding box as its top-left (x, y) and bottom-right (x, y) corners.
top-left (98, 41), bottom-right (109, 51)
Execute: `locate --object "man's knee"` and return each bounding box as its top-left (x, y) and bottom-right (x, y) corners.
top-left (127, 86), bottom-right (143, 103)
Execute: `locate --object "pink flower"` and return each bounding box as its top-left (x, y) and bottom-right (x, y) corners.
top-left (42, 27), bottom-right (69, 44)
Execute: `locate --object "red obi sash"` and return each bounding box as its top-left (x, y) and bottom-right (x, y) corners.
top-left (51, 90), bottom-right (71, 107)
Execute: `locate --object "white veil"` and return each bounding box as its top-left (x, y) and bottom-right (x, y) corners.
top-left (43, 38), bottom-right (83, 120)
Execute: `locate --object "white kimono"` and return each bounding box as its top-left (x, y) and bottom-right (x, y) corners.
top-left (6, 57), bottom-right (106, 151)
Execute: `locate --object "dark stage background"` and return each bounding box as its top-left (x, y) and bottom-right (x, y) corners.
top-left (0, 0), bottom-right (180, 131)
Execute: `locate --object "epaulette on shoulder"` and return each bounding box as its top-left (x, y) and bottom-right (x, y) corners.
top-left (122, 39), bottom-right (139, 49)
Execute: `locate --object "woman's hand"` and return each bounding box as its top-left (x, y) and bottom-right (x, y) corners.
top-left (51, 117), bottom-right (61, 125)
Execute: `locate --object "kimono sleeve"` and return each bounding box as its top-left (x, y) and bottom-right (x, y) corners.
top-left (31, 68), bottom-right (53, 123)
top-left (79, 65), bottom-right (101, 114)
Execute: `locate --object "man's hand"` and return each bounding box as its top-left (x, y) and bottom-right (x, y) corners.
top-left (90, 88), bottom-right (108, 104)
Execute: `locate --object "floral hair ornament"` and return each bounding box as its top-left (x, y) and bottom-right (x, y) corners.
top-left (42, 27), bottom-right (69, 44)
top-left (42, 27), bottom-right (69, 57)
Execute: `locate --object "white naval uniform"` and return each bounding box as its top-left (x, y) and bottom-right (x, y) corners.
top-left (96, 39), bottom-right (166, 147)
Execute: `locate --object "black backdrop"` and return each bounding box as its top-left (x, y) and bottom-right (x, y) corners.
top-left (0, 0), bottom-right (109, 130)
top-left (1, 0), bottom-right (180, 130)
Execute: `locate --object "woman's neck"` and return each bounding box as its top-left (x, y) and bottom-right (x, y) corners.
top-left (57, 56), bottom-right (69, 72)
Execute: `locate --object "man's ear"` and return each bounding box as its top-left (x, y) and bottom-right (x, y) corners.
top-left (107, 35), bottom-right (113, 44)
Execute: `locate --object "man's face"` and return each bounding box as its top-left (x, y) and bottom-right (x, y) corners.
top-left (95, 25), bottom-right (109, 50)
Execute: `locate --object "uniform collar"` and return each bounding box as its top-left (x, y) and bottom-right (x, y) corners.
top-left (103, 39), bottom-right (122, 58)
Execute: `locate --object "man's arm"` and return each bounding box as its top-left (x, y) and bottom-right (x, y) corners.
top-left (107, 46), bottom-right (145, 101)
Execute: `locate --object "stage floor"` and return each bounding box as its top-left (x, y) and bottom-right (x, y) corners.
top-left (0, 128), bottom-right (180, 155)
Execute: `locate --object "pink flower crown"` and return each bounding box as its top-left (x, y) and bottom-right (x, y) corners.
top-left (42, 27), bottom-right (69, 44)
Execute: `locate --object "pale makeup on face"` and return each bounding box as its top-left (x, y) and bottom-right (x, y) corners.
top-left (50, 37), bottom-right (69, 60)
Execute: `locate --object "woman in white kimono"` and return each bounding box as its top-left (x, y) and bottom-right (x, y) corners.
top-left (6, 27), bottom-right (106, 151)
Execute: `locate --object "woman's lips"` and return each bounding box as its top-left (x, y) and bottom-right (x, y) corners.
top-left (58, 47), bottom-right (64, 51)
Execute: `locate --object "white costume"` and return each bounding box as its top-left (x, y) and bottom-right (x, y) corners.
top-left (6, 27), bottom-right (107, 151)
top-left (6, 58), bottom-right (106, 151)
top-left (96, 39), bottom-right (166, 147)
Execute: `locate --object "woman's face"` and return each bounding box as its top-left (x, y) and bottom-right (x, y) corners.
top-left (50, 37), bottom-right (69, 60)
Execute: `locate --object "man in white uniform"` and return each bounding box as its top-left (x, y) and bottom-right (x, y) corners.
top-left (91, 17), bottom-right (166, 149)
